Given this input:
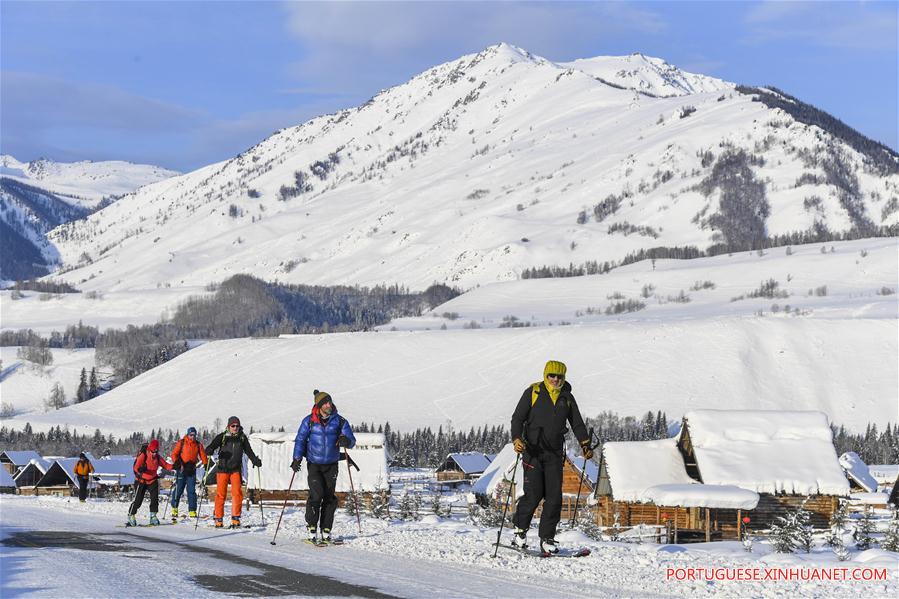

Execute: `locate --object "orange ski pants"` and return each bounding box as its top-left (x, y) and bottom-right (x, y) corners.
top-left (214, 471), bottom-right (243, 518)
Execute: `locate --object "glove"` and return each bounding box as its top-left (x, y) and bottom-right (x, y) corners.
top-left (137, 466), bottom-right (147, 474)
top-left (172, 460), bottom-right (182, 470)
top-left (513, 438), bottom-right (526, 454)
top-left (580, 439), bottom-right (593, 460)
top-left (290, 458), bottom-right (303, 472)
top-left (337, 435), bottom-right (350, 448)
top-left (252, 458), bottom-right (262, 468)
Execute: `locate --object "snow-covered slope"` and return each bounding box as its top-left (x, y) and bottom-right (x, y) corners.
top-left (2, 238), bottom-right (894, 434)
top-left (384, 237), bottom-right (898, 330)
top-left (7, 316), bottom-right (892, 437)
top-left (0, 347), bottom-right (97, 416)
top-left (0, 155), bottom-right (178, 207)
top-left (0, 155), bottom-right (178, 281)
top-left (44, 43), bottom-right (898, 292)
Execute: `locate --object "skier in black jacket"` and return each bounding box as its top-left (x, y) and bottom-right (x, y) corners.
top-left (510, 360), bottom-right (592, 554)
top-left (205, 416), bottom-right (261, 528)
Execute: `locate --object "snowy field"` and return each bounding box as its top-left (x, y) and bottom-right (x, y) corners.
top-left (0, 347), bottom-right (96, 416)
top-left (1, 494), bottom-right (896, 598)
top-left (0, 285), bottom-right (210, 334)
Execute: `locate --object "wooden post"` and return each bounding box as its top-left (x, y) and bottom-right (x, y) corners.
top-left (673, 507), bottom-right (678, 544)
top-left (704, 508), bottom-right (710, 542)
top-left (737, 509), bottom-right (742, 540)
top-left (656, 505), bottom-right (660, 525)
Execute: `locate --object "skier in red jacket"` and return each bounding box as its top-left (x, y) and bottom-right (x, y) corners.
top-left (128, 439), bottom-right (175, 526)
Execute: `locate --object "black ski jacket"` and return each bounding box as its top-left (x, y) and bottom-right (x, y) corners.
top-left (510, 381), bottom-right (589, 453)
top-left (205, 428), bottom-right (259, 473)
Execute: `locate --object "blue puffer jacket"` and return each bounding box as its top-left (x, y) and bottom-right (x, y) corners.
top-left (293, 410), bottom-right (356, 464)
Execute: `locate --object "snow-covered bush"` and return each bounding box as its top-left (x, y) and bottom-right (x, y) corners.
top-left (368, 490), bottom-right (390, 520)
top-left (854, 506), bottom-right (876, 550)
top-left (824, 499), bottom-right (849, 548)
top-left (882, 508), bottom-right (899, 553)
top-left (398, 492), bottom-right (422, 521)
top-left (576, 504), bottom-right (604, 541)
top-left (344, 490), bottom-right (364, 517)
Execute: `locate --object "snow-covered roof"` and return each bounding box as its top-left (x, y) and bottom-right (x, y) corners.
top-left (565, 450), bottom-right (599, 487)
top-left (0, 467), bottom-right (16, 488)
top-left (643, 484), bottom-right (759, 509)
top-left (0, 450), bottom-right (43, 466)
top-left (32, 453), bottom-right (97, 486)
top-left (867, 464), bottom-right (899, 485)
top-left (850, 492), bottom-right (889, 505)
top-left (14, 457), bottom-right (51, 477)
top-left (444, 452), bottom-right (492, 474)
top-left (92, 456), bottom-right (136, 486)
top-left (683, 410), bottom-right (849, 496)
top-left (602, 438), bottom-right (697, 502)
top-left (471, 444), bottom-right (524, 500)
top-left (839, 452), bottom-right (878, 493)
top-left (247, 432), bottom-right (388, 492)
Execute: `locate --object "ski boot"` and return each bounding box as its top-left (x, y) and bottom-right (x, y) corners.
top-left (511, 528), bottom-right (528, 549)
top-left (171, 507), bottom-right (179, 522)
top-left (305, 526), bottom-right (318, 544)
top-left (126, 514), bottom-right (137, 527)
top-left (188, 510), bottom-right (197, 518)
top-left (148, 513), bottom-right (161, 526)
top-left (320, 528), bottom-right (332, 545)
top-left (540, 538), bottom-right (560, 555)
top-left (214, 517), bottom-right (224, 528)
top-left (230, 516), bottom-right (241, 529)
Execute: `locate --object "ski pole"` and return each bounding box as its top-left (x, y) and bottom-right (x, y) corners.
top-left (194, 473), bottom-right (207, 531)
top-left (344, 448), bottom-right (362, 534)
top-left (255, 466), bottom-right (266, 525)
top-left (163, 470), bottom-right (178, 520)
top-left (570, 428), bottom-right (595, 528)
top-left (493, 452), bottom-right (521, 558)
top-left (270, 469), bottom-right (297, 546)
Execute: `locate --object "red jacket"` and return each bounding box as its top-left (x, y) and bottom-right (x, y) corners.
top-left (133, 450), bottom-right (174, 484)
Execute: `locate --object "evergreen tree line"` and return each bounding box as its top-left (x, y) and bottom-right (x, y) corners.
top-left (1, 275), bottom-right (460, 386)
top-left (2, 416), bottom-right (895, 468)
top-left (736, 85), bottom-right (899, 177)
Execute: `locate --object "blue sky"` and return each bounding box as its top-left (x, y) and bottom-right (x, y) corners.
top-left (1, 1), bottom-right (896, 172)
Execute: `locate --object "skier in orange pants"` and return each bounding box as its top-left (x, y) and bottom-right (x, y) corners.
top-left (205, 416), bottom-right (261, 528)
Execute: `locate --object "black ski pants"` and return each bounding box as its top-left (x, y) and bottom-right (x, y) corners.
top-left (77, 476), bottom-right (89, 501)
top-left (306, 462), bottom-right (339, 531)
top-left (512, 450), bottom-right (564, 540)
top-left (129, 480), bottom-right (159, 515)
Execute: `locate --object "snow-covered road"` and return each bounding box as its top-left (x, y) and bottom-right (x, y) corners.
top-left (0, 497), bottom-right (645, 598)
top-left (2, 495), bottom-right (897, 598)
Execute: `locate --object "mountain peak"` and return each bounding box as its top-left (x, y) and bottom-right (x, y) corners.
top-left (561, 53), bottom-right (732, 97)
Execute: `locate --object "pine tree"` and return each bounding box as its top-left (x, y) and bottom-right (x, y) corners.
top-left (88, 367), bottom-right (99, 399)
top-left (770, 510), bottom-right (799, 553)
top-left (854, 506), bottom-right (876, 550)
top-left (76, 368), bottom-right (89, 403)
top-left (881, 508), bottom-right (899, 553)
top-left (44, 383), bottom-right (67, 411)
top-left (795, 498), bottom-right (814, 553)
top-left (825, 499), bottom-right (849, 548)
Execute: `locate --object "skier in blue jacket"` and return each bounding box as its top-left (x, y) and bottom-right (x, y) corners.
top-left (292, 390), bottom-right (356, 544)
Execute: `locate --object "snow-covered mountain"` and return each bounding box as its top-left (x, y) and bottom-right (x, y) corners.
top-left (0, 155), bottom-right (178, 281)
top-left (45, 43), bottom-right (897, 293)
top-left (0, 155), bottom-right (179, 207)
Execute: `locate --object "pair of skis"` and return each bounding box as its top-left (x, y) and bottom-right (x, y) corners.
top-left (493, 542), bottom-right (591, 559)
top-left (302, 538), bottom-right (345, 548)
